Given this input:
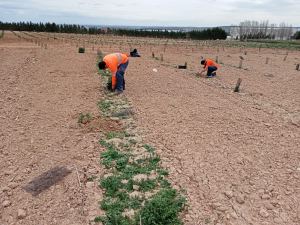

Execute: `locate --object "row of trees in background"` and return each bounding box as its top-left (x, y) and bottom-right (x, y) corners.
top-left (0, 21), bottom-right (227, 40)
top-left (0, 21), bottom-right (99, 34)
top-left (293, 31), bottom-right (300, 40)
top-left (231, 20), bottom-right (296, 40)
top-left (111, 27), bottom-right (227, 40)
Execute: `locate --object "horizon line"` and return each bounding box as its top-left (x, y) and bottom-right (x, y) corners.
top-left (1, 20), bottom-right (300, 28)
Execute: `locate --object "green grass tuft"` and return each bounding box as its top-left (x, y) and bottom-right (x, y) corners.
top-left (137, 179), bottom-right (157, 192)
top-left (100, 143), bottom-right (129, 169)
top-left (137, 188), bottom-right (186, 225)
top-left (106, 131), bottom-right (129, 140)
top-left (143, 144), bottom-right (155, 154)
top-left (78, 113), bottom-right (92, 124)
top-left (98, 100), bottom-right (113, 113)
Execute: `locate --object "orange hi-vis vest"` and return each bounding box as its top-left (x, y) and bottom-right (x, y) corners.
top-left (204, 59), bottom-right (219, 69)
top-left (103, 53), bottom-right (129, 89)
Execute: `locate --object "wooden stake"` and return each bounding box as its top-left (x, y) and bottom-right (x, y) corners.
top-left (75, 166), bottom-right (82, 188)
top-left (234, 78), bottom-right (242, 92)
top-left (239, 59), bottom-right (243, 69)
top-left (283, 55), bottom-right (287, 61)
top-left (296, 64), bottom-right (300, 71)
top-left (152, 52), bottom-right (155, 58)
top-left (216, 56), bottom-right (219, 63)
top-left (265, 57), bottom-right (269, 64)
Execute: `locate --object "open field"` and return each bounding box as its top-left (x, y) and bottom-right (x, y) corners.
top-left (0, 31), bottom-right (299, 225)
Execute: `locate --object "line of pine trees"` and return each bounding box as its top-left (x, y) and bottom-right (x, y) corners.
top-left (110, 27), bottom-right (227, 40)
top-left (0, 21), bottom-right (228, 40)
top-left (0, 21), bottom-right (96, 34)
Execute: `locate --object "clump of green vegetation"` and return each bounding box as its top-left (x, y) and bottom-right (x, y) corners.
top-left (137, 179), bottom-right (157, 192)
top-left (96, 53), bottom-right (112, 77)
top-left (96, 136), bottom-right (186, 225)
top-left (106, 131), bottom-right (130, 140)
top-left (143, 144), bottom-right (155, 154)
top-left (78, 113), bottom-right (92, 124)
top-left (101, 70), bottom-right (112, 77)
top-left (0, 30), bottom-right (4, 39)
top-left (136, 188), bottom-right (186, 225)
top-left (98, 100), bottom-right (113, 113)
top-left (100, 141), bottom-right (129, 169)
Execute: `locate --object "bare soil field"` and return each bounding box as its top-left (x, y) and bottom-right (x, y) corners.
top-left (0, 31), bottom-right (299, 225)
top-left (0, 32), bottom-right (108, 225)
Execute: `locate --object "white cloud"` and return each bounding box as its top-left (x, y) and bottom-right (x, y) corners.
top-left (0, 0), bottom-right (299, 26)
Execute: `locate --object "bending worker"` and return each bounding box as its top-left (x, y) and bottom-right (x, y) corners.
top-left (98, 53), bottom-right (129, 93)
top-left (199, 58), bottom-right (219, 78)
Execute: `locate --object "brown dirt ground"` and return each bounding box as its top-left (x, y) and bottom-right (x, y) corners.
top-left (0, 32), bottom-right (110, 225)
top-left (1, 31), bottom-right (300, 225)
top-left (125, 41), bottom-right (300, 224)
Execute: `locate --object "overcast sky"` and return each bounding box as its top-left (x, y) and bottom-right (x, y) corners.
top-left (0, 0), bottom-right (299, 27)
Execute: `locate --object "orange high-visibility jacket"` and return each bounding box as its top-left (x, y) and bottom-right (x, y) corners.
top-left (203, 59), bottom-right (219, 69)
top-left (103, 53), bottom-right (129, 89)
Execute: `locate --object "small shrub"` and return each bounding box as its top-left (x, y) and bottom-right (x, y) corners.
top-left (78, 113), bottom-right (92, 124)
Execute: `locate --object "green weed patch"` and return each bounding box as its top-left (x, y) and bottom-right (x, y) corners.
top-left (97, 136), bottom-right (186, 225)
top-left (78, 113), bottom-right (92, 124)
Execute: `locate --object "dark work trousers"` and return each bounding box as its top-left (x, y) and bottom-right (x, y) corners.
top-left (116, 61), bottom-right (129, 91)
top-left (207, 66), bottom-right (218, 76)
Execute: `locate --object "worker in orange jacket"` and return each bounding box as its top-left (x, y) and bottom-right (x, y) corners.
top-left (98, 53), bottom-right (129, 93)
top-left (199, 58), bottom-right (219, 78)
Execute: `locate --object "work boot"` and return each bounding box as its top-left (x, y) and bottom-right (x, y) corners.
top-left (115, 90), bottom-right (123, 95)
